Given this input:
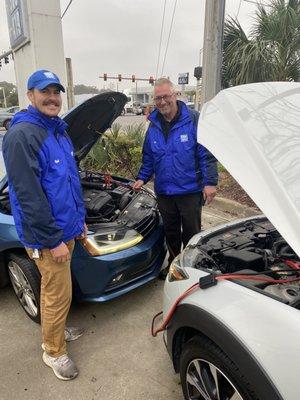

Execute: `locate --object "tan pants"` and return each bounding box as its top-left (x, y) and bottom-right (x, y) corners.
top-left (26, 240), bottom-right (75, 357)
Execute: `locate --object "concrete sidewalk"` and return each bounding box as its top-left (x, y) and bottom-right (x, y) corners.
top-left (0, 199), bottom-right (258, 400)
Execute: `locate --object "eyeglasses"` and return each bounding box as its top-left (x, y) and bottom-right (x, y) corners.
top-left (153, 94), bottom-right (174, 103)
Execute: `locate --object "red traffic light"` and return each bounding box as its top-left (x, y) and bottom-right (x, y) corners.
top-left (103, 73), bottom-right (107, 81)
top-left (132, 75), bottom-right (135, 83)
top-left (118, 74), bottom-right (122, 82)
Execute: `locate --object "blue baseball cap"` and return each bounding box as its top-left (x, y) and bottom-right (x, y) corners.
top-left (27, 69), bottom-right (65, 92)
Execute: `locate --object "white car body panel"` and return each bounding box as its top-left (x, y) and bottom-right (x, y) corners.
top-left (163, 271), bottom-right (300, 400)
top-left (198, 82), bottom-right (300, 257)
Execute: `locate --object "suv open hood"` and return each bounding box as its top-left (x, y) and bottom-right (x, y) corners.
top-left (63, 91), bottom-right (127, 161)
top-left (199, 82), bottom-right (300, 257)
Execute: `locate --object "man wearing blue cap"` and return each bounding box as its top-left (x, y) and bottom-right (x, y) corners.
top-left (3, 70), bottom-right (86, 380)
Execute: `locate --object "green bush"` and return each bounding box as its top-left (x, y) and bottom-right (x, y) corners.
top-left (81, 122), bottom-right (146, 179)
top-left (218, 162), bottom-right (227, 173)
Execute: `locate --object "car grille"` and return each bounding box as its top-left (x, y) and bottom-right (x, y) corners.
top-left (134, 212), bottom-right (159, 239)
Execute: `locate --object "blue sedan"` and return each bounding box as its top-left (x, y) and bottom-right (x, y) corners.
top-left (0, 92), bottom-right (166, 322)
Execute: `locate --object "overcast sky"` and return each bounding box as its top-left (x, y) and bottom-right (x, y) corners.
top-left (0, 0), bottom-right (258, 91)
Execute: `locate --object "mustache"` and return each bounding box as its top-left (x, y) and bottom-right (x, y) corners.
top-left (43, 101), bottom-right (60, 107)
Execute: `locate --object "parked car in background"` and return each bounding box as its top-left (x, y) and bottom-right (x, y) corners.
top-left (0, 92), bottom-right (166, 323)
top-left (163, 82), bottom-right (300, 400)
top-left (0, 106), bottom-right (20, 130)
top-left (186, 101), bottom-right (195, 110)
top-left (132, 101), bottom-right (143, 115)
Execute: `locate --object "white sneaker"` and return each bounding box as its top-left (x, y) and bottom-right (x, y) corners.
top-left (42, 352), bottom-right (79, 380)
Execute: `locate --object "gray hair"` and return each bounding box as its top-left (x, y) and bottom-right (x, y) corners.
top-left (154, 77), bottom-right (174, 89)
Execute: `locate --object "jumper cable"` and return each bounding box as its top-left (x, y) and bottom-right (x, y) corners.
top-left (151, 272), bottom-right (300, 337)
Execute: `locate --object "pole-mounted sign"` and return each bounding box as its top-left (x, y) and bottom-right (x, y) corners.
top-left (178, 72), bottom-right (189, 85)
top-left (5, 0), bottom-right (30, 50)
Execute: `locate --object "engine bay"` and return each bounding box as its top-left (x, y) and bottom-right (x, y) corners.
top-left (80, 171), bottom-right (158, 235)
top-left (193, 217), bottom-right (300, 308)
top-left (0, 170), bottom-right (159, 238)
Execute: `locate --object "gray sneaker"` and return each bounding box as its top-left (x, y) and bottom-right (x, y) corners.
top-left (64, 326), bottom-right (84, 342)
top-left (42, 352), bottom-right (79, 380)
top-left (41, 327), bottom-right (84, 351)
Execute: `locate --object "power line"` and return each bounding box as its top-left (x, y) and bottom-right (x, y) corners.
top-left (161, 0), bottom-right (178, 76)
top-left (243, 0), bottom-right (270, 5)
top-left (155, 0), bottom-right (167, 79)
top-left (236, 0), bottom-right (242, 17)
top-left (61, 0), bottom-right (74, 19)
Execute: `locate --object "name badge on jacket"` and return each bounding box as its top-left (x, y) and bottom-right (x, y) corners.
top-left (180, 134), bottom-right (188, 143)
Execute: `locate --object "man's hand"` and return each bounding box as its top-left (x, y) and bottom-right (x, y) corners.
top-left (203, 185), bottom-right (217, 205)
top-left (76, 223), bottom-right (88, 240)
top-left (132, 179), bottom-right (144, 191)
top-left (50, 242), bottom-right (70, 263)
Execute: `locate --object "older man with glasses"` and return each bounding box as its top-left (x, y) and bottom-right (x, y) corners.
top-left (133, 78), bottom-right (218, 278)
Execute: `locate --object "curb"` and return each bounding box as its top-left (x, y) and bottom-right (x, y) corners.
top-left (145, 183), bottom-right (260, 218)
top-left (209, 196), bottom-right (261, 218)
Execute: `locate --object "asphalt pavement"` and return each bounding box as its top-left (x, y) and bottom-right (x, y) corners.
top-left (0, 202), bottom-right (249, 400)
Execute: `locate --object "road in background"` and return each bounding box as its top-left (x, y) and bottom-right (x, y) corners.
top-left (115, 114), bottom-right (147, 128)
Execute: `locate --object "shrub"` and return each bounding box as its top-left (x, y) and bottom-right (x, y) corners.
top-left (81, 122), bottom-right (146, 179)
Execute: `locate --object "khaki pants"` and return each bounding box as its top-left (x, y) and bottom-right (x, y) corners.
top-left (26, 240), bottom-right (75, 357)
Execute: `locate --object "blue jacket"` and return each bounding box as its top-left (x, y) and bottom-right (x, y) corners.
top-left (3, 105), bottom-right (85, 249)
top-left (137, 101), bottom-right (218, 195)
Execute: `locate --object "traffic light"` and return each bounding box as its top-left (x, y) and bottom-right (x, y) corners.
top-left (149, 76), bottom-right (154, 85)
top-left (103, 73), bottom-right (107, 81)
top-left (118, 74), bottom-right (122, 82)
top-left (132, 75), bottom-right (135, 83)
top-left (4, 56), bottom-right (9, 64)
top-left (194, 66), bottom-right (202, 80)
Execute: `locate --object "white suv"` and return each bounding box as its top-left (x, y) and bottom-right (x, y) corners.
top-left (162, 82), bottom-right (300, 400)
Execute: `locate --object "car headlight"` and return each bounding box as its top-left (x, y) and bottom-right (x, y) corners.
top-left (180, 245), bottom-right (200, 269)
top-left (168, 246), bottom-right (199, 282)
top-left (80, 227), bottom-right (143, 256)
top-left (168, 253), bottom-right (189, 282)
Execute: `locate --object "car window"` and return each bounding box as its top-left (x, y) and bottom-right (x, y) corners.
top-left (0, 152), bottom-right (6, 181)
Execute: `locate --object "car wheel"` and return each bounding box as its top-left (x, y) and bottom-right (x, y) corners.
top-left (7, 253), bottom-right (41, 323)
top-left (3, 119), bottom-right (11, 130)
top-left (180, 336), bottom-right (259, 400)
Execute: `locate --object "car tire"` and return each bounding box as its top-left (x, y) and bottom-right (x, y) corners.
top-left (7, 253), bottom-right (41, 323)
top-left (3, 119), bottom-right (11, 130)
top-left (180, 335), bottom-right (259, 400)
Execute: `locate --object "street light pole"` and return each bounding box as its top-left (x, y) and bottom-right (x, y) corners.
top-left (0, 87), bottom-right (7, 108)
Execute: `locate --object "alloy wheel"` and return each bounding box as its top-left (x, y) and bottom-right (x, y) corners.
top-left (8, 260), bottom-right (38, 318)
top-left (186, 358), bottom-right (244, 400)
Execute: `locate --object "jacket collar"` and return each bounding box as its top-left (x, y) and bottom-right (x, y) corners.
top-left (10, 105), bottom-right (68, 135)
top-left (148, 100), bottom-right (191, 129)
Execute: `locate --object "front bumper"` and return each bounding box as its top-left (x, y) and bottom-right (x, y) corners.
top-left (71, 223), bottom-right (166, 301)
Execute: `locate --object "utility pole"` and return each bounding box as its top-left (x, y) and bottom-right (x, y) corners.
top-left (65, 58), bottom-right (75, 109)
top-left (201, 0), bottom-right (226, 107)
top-left (0, 87), bottom-right (7, 108)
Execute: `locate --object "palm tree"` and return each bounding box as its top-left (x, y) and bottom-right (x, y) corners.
top-left (222, 0), bottom-right (300, 87)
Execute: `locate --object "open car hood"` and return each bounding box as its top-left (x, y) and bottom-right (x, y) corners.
top-left (199, 82), bottom-right (300, 257)
top-left (63, 91), bottom-right (127, 161)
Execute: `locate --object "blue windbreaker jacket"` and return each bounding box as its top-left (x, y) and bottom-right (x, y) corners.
top-left (2, 105), bottom-right (85, 249)
top-left (137, 101), bottom-right (218, 195)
